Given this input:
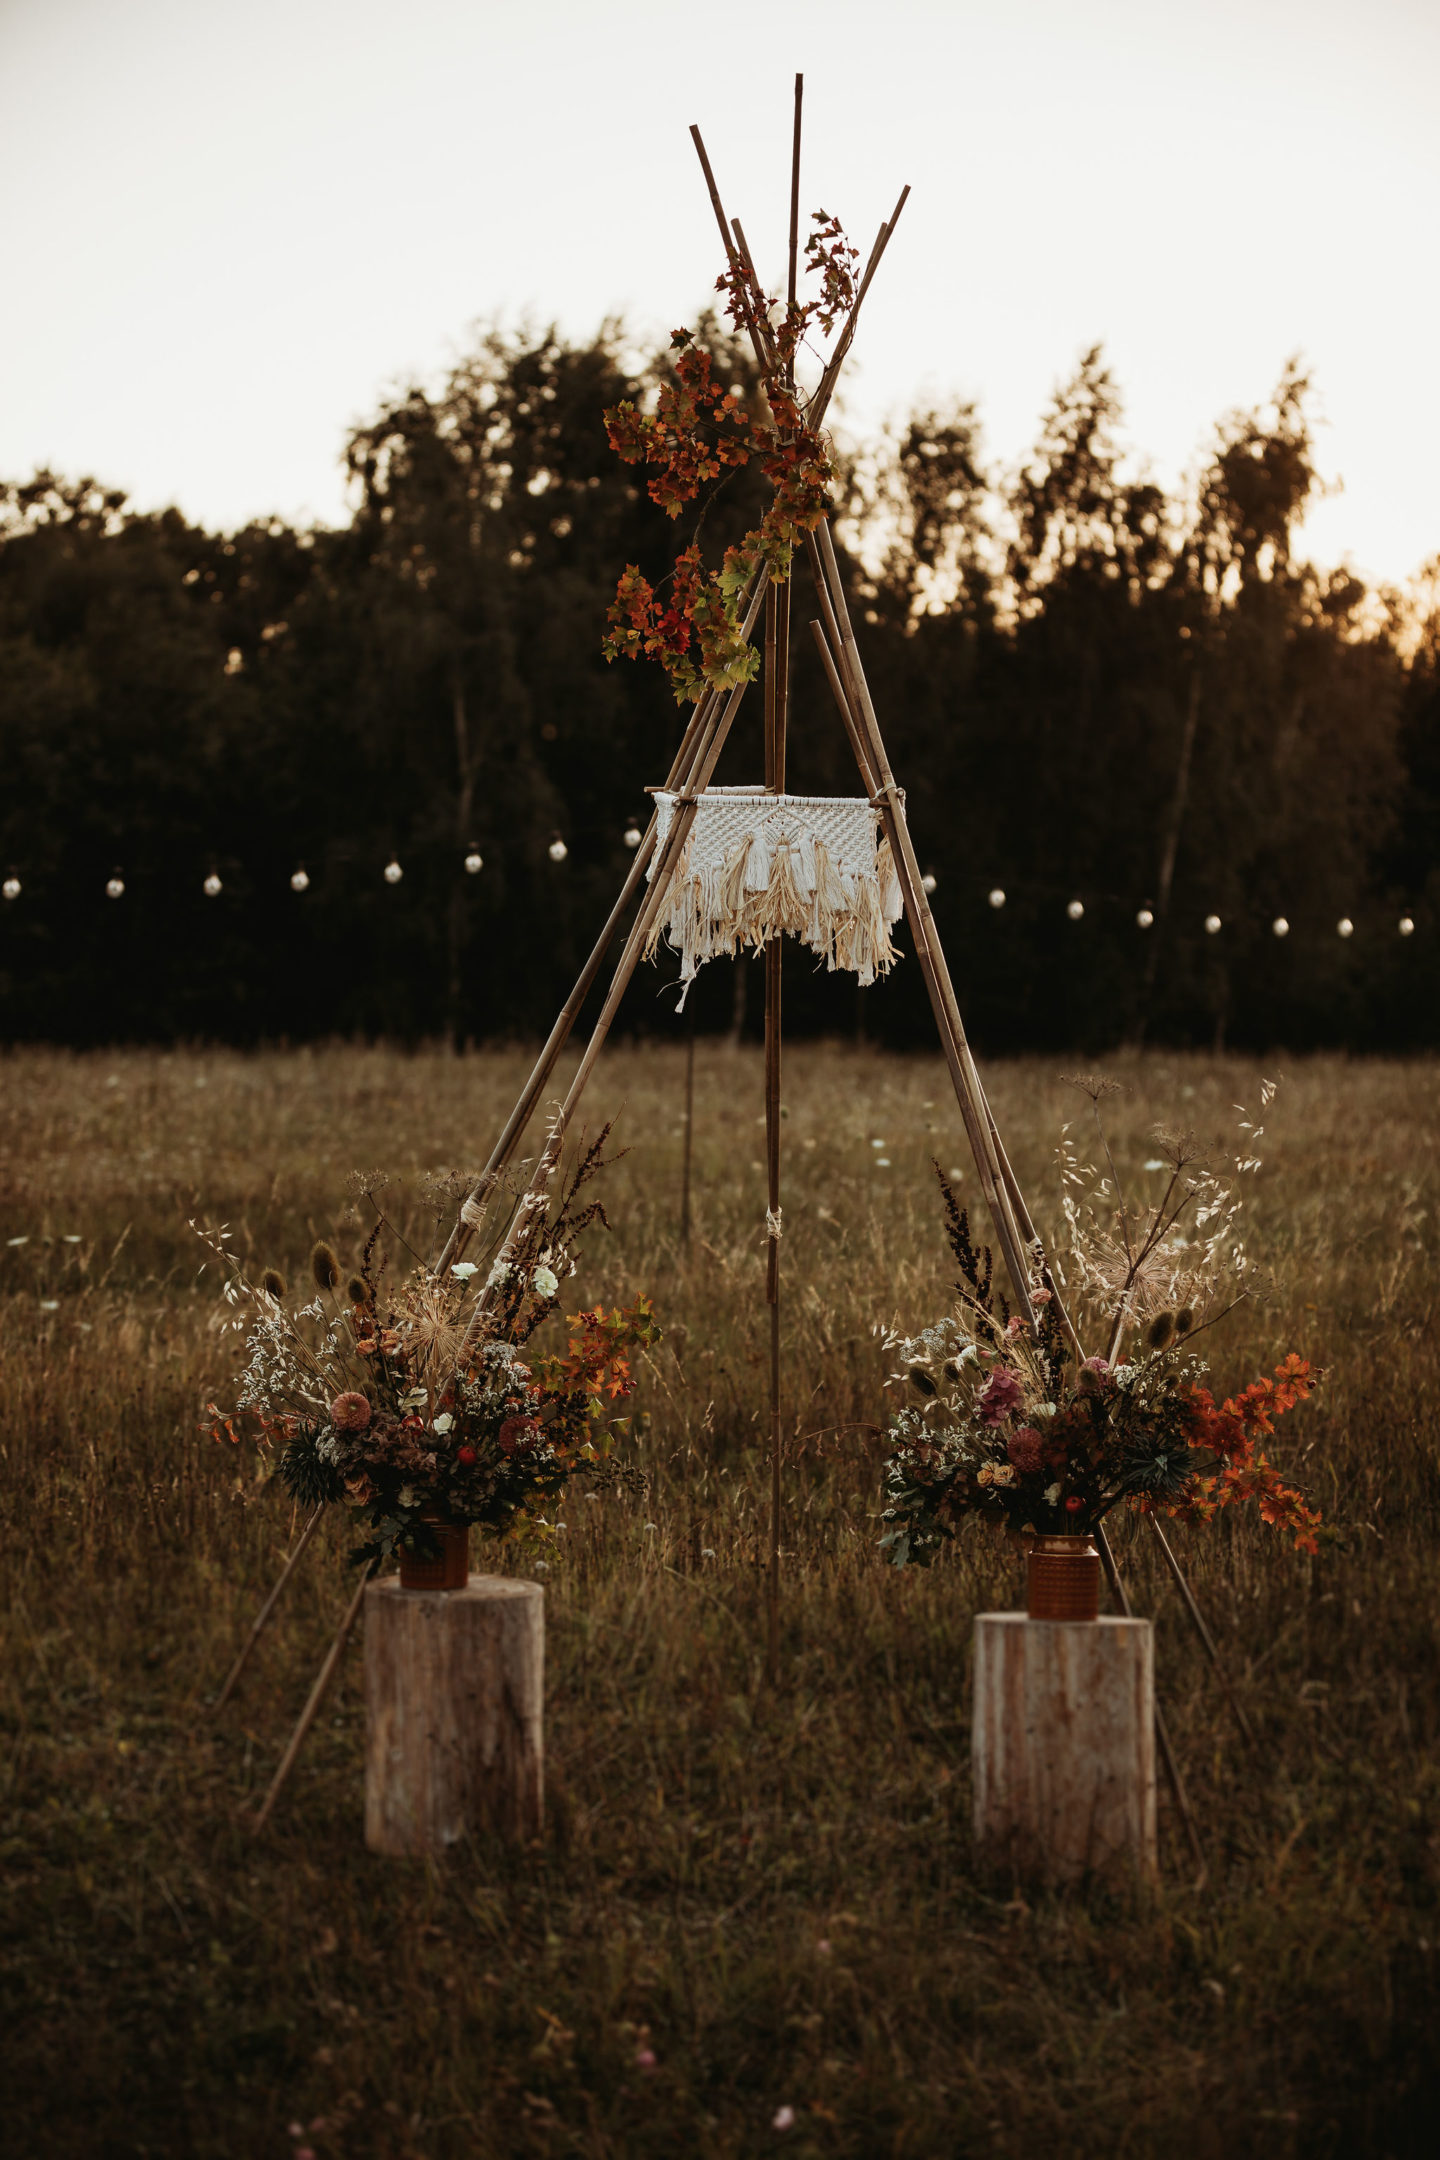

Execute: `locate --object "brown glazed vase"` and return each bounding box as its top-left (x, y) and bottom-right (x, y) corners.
top-left (398, 1521), bottom-right (470, 1592)
top-left (1026, 1532), bottom-right (1101, 1621)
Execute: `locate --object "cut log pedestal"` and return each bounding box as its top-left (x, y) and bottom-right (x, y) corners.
top-left (364, 1575), bottom-right (544, 1856)
top-left (972, 1613), bottom-right (1157, 1886)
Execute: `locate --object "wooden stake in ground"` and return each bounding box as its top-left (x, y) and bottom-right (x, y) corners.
top-left (252, 1561), bottom-right (376, 1832)
top-left (213, 1502), bottom-right (324, 1712)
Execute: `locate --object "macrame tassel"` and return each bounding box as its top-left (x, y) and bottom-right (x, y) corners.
top-left (808, 839), bottom-right (850, 970)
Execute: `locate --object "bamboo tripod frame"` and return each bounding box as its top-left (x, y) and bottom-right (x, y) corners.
top-left (221, 80), bottom-right (1242, 1864)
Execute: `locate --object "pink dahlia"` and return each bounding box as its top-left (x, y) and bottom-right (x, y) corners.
top-left (1007, 1426), bottom-right (1043, 1473)
top-left (977, 1367), bottom-right (1025, 1426)
top-left (330, 1391), bottom-right (372, 1433)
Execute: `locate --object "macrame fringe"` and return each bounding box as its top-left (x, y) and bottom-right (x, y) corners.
top-left (646, 795), bottom-right (904, 1005)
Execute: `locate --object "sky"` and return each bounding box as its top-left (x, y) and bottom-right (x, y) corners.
top-left (2, 0), bottom-right (1438, 586)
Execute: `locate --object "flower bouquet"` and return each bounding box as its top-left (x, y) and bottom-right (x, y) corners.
top-left (880, 1083), bottom-right (1322, 1609)
top-left (203, 1130), bottom-right (660, 1581)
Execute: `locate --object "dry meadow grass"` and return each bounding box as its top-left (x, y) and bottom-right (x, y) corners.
top-left (1, 1041), bottom-right (1437, 2158)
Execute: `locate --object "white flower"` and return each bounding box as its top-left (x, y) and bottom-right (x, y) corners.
top-left (533, 1265), bottom-right (559, 1300)
top-left (450, 1261), bottom-right (478, 1280)
top-left (1033, 1401), bottom-right (1057, 1418)
top-left (398, 1485), bottom-right (416, 1507)
top-left (432, 1412), bottom-right (453, 1434)
top-left (1043, 1482), bottom-right (1061, 1506)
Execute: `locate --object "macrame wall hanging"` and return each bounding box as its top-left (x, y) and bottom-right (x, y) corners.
top-left (645, 785), bottom-right (905, 1003)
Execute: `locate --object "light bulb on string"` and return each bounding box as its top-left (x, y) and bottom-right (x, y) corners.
top-left (921, 871), bottom-right (938, 894)
top-left (548, 836), bottom-right (568, 863)
top-left (2, 875), bottom-right (19, 902)
top-left (1272, 916), bottom-right (1289, 938)
top-left (1066, 898), bottom-right (1085, 921)
top-left (1336, 918), bottom-right (1353, 938)
top-left (1136, 908), bottom-right (1154, 929)
top-left (987, 888), bottom-right (1006, 909)
top-left (290, 867), bottom-right (310, 893)
top-left (203, 873), bottom-right (223, 898)
top-left (623, 823), bottom-right (643, 850)
top-left (1399, 916), bottom-right (1415, 937)
top-left (106, 873), bottom-right (125, 900)
top-left (384, 859), bottom-right (403, 885)
top-left (464, 847), bottom-right (483, 875)
top-left (1204, 913), bottom-right (1222, 934)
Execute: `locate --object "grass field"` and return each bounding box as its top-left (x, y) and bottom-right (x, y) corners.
top-left (2, 1041), bottom-right (1437, 2158)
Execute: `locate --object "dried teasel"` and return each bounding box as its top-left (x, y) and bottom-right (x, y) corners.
top-left (1146, 1309), bottom-right (1178, 1351)
top-left (310, 1240), bottom-right (341, 1292)
top-left (908, 1365), bottom-right (938, 1397)
top-left (260, 1267), bottom-right (287, 1298)
top-left (1175, 1307), bottom-right (1195, 1336)
top-left (347, 1274), bottom-right (370, 1307)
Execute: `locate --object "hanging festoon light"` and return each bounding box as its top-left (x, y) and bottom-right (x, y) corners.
top-left (1136, 907), bottom-right (1155, 928)
top-left (290, 866), bottom-right (310, 893)
top-left (203, 872), bottom-right (223, 897)
top-left (1066, 898), bottom-right (1085, 921)
top-left (2, 873), bottom-right (19, 902)
top-left (548, 834), bottom-right (569, 863)
top-left (1337, 917), bottom-right (1354, 938)
top-left (988, 888), bottom-right (1006, 909)
top-left (464, 845), bottom-right (483, 875)
top-left (1272, 916), bottom-right (1289, 938)
top-left (623, 821), bottom-right (643, 850)
top-left (1399, 915), bottom-right (1415, 937)
top-left (384, 858), bottom-right (403, 885)
top-left (106, 871), bottom-right (126, 900)
top-left (1204, 913), bottom-right (1222, 935)
top-left (921, 871), bottom-right (938, 894)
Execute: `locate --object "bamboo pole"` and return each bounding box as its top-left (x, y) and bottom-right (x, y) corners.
top-left (440, 576), bottom-right (770, 1274)
top-left (787, 73), bottom-right (803, 315)
top-left (805, 527), bottom-right (1035, 1319)
top-left (680, 1023), bottom-right (696, 1249)
top-left (213, 1503), bottom-right (324, 1713)
top-left (252, 1562), bottom-right (376, 1833)
top-left (1096, 1525), bottom-right (1206, 1883)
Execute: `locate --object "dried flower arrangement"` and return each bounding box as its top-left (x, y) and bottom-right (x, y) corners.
top-left (201, 1128), bottom-right (659, 1571)
top-left (880, 1080), bottom-right (1323, 1567)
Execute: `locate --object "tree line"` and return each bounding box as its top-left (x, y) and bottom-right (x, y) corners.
top-left (1, 322), bottom-right (1435, 1052)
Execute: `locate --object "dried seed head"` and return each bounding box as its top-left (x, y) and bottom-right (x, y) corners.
top-left (942, 1360), bottom-right (962, 1383)
top-left (260, 1267), bottom-right (287, 1298)
top-left (908, 1365), bottom-right (937, 1397)
top-left (1175, 1307), bottom-right (1195, 1336)
top-left (310, 1240), bottom-right (341, 1292)
top-left (347, 1275), bottom-right (370, 1307)
top-left (1147, 1309), bottom-right (1178, 1351)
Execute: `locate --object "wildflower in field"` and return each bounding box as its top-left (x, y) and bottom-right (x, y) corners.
top-left (773, 2104), bottom-right (796, 2130)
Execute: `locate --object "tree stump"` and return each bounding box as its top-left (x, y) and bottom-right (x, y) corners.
top-left (364, 1574), bottom-right (544, 1855)
top-left (971, 1613), bottom-right (1156, 1885)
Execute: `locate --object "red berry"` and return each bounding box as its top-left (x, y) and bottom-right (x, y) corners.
top-left (457, 1446), bottom-right (476, 1466)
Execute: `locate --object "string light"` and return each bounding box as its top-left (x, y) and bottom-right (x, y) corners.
top-left (203, 873), bottom-right (223, 897)
top-left (988, 888), bottom-right (1006, 909)
top-left (2, 876), bottom-right (19, 902)
top-left (1272, 916), bottom-right (1289, 938)
top-left (464, 847), bottom-right (483, 875)
top-left (1399, 915), bottom-right (1415, 936)
top-left (548, 836), bottom-right (568, 863)
top-left (623, 823), bottom-right (643, 850)
top-left (1337, 918), bottom-right (1353, 938)
top-left (1136, 908), bottom-right (1154, 928)
top-left (106, 874), bottom-right (125, 900)
top-left (383, 859), bottom-right (403, 885)
top-left (921, 871), bottom-right (938, 894)
top-left (290, 867), bottom-right (310, 892)
top-left (1205, 914), bottom-right (1222, 934)
top-left (1066, 899), bottom-right (1084, 920)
